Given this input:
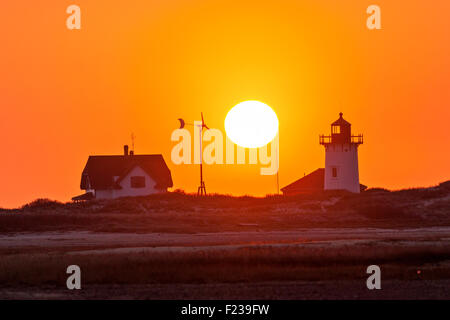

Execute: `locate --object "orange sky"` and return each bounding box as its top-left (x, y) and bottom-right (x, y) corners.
top-left (0, 1), bottom-right (449, 208)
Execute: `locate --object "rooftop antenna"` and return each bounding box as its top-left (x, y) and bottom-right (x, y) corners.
top-left (178, 112), bottom-right (209, 196)
top-left (131, 133), bottom-right (136, 154)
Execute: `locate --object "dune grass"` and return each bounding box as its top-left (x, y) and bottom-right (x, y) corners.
top-left (0, 183), bottom-right (449, 296)
top-left (1, 240), bottom-right (449, 286)
top-left (0, 182), bottom-right (449, 234)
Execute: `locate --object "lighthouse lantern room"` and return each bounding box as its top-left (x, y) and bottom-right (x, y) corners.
top-left (319, 113), bottom-right (363, 193)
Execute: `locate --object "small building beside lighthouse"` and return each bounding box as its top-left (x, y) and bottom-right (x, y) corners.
top-left (281, 112), bottom-right (366, 196)
top-left (319, 113), bottom-right (363, 193)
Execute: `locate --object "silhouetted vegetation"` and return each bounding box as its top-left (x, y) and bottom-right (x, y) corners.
top-left (1, 240), bottom-right (449, 287)
top-left (0, 181), bottom-right (448, 233)
top-left (21, 198), bottom-right (65, 211)
top-left (0, 181), bottom-right (449, 299)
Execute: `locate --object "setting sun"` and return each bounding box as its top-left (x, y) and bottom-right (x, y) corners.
top-left (224, 101), bottom-right (279, 148)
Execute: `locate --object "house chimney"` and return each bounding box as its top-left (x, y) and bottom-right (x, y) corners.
top-left (130, 150), bottom-right (134, 156)
top-left (124, 145), bottom-right (129, 156)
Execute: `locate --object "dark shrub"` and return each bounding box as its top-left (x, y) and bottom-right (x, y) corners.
top-left (365, 188), bottom-right (391, 193)
top-left (21, 198), bottom-right (65, 211)
top-left (438, 180), bottom-right (450, 191)
top-left (419, 187), bottom-right (448, 199)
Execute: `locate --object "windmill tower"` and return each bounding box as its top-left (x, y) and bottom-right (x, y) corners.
top-left (319, 113), bottom-right (363, 193)
top-left (178, 112), bottom-right (209, 196)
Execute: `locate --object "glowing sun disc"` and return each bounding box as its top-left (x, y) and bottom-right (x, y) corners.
top-left (225, 101), bottom-right (279, 148)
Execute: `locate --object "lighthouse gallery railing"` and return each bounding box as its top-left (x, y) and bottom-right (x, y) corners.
top-left (319, 134), bottom-right (363, 145)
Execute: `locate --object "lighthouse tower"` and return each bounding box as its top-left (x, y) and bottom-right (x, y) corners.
top-left (319, 113), bottom-right (363, 193)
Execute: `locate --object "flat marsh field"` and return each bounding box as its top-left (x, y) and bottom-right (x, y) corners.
top-left (1, 184), bottom-right (449, 299)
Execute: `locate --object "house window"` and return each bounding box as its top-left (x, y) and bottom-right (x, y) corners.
top-left (332, 167), bottom-right (338, 178)
top-left (332, 125), bottom-right (341, 134)
top-left (130, 176), bottom-right (146, 188)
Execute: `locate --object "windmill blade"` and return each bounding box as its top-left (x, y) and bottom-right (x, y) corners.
top-left (178, 118), bottom-right (185, 129)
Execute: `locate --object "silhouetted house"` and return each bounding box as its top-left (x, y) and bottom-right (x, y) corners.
top-left (281, 168), bottom-right (367, 195)
top-left (72, 145), bottom-right (173, 201)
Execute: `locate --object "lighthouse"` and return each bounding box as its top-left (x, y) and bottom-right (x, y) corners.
top-left (319, 113), bottom-right (363, 193)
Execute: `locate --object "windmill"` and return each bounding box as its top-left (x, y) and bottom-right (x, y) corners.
top-left (178, 112), bottom-right (209, 195)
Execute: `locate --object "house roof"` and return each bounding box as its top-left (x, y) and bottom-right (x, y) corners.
top-left (72, 191), bottom-right (95, 201)
top-left (80, 154), bottom-right (173, 190)
top-left (281, 168), bottom-right (325, 194)
top-left (281, 168), bottom-right (367, 194)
